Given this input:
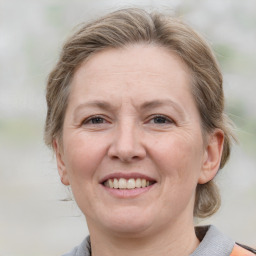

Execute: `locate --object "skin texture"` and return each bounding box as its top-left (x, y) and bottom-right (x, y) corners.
top-left (54, 44), bottom-right (224, 256)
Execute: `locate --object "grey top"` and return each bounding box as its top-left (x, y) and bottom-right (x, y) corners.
top-left (192, 225), bottom-right (234, 256)
top-left (62, 225), bottom-right (235, 256)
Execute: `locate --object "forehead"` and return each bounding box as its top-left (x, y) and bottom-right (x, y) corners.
top-left (79, 44), bottom-right (190, 76)
top-left (70, 44), bottom-right (192, 100)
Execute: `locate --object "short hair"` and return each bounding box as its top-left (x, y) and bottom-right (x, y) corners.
top-left (44, 8), bottom-right (235, 218)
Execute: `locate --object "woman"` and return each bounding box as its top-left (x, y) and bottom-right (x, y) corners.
top-left (44, 8), bottom-right (255, 256)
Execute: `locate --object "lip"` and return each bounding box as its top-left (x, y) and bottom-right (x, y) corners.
top-left (99, 172), bottom-right (157, 198)
top-left (99, 172), bottom-right (156, 184)
top-left (101, 184), bottom-right (156, 198)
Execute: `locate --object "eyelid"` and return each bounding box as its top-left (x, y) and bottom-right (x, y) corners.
top-left (147, 114), bottom-right (175, 124)
top-left (81, 114), bottom-right (174, 126)
top-left (146, 114), bottom-right (176, 127)
top-left (82, 115), bottom-right (110, 125)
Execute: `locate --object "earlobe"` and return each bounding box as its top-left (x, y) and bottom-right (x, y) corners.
top-left (198, 129), bottom-right (224, 184)
top-left (53, 139), bottom-right (70, 186)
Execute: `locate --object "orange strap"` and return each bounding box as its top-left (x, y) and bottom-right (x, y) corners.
top-left (230, 245), bottom-right (255, 256)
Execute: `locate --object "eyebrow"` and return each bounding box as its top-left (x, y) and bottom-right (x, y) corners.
top-left (73, 100), bottom-right (114, 117)
top-left (75, 100), bottom-right (113, 111)
top-left (141, 99), bottom-right (185, 116)
top-left (73, 99), bottom-right (185, 118)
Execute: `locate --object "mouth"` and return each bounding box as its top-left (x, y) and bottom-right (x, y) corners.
top-left (103, 178), bottom-right (155, 189)
top-left (100, 173), bottom-right (157, 190)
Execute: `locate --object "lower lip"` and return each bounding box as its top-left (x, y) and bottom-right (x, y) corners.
top-left (101, 184), bottom-right (156, 198)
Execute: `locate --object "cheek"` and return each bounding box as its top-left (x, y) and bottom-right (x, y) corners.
top-left (63, 133), bottom-right (107, 181)
top-left (151, 133), bottom-right (204, 181)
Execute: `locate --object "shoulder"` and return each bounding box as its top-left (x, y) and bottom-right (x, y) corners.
top-left (192, 225), bottom-right (234, 256)
top-left (61, 236), bottom-right (91, 256)
top-left (231, 244), bottom-right (256, 256)
top-left (192, 226), bottom-right (255, 256)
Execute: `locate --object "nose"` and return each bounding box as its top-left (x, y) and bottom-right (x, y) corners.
top-left (107, 121), bottom-right (146, 162)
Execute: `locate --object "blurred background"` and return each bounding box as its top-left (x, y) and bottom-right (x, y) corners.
top-left (0, 0), bottom-right (255, 255)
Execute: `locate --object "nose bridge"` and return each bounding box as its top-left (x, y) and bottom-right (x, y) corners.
top-left (108, 117), bottom-right (146, 162)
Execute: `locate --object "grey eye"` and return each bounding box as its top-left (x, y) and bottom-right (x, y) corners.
top-left (90, 117), bottom-right (105, 124)
top-left (153, 116), bottom-right (168, 123)
top-left (83, 116), bottom-right (107, 125)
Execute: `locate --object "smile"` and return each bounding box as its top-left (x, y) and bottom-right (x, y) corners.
top-left (103, 178), bottom-right (155, 189)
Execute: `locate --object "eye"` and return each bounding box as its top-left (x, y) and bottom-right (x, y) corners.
top-left (82, 115), bottom-right (108, 125)
top-left (153, 116), bottom-right (169, 124)
top-left (148, 115), bottom-right (174, 125)
top-left (89, 117), bottom-right (105, 124)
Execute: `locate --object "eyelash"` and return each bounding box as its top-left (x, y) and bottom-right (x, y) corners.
top-left (147, 115), bottom-right (174, 125)
top-left (81, 114), bottom-right (174, 126)
top-left (82, 115), bottom-right (108, 125)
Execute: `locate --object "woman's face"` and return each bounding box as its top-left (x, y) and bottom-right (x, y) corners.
top-left (55, 44), bottom-right (222, 237)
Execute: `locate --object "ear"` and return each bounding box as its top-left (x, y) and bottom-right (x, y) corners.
top-left (53, 139), bottom-right (70, 186)
top-left (198, 129), bottom-right (224, 184)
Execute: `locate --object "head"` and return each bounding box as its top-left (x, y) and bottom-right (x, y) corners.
top-left (44, 8), bottom-right (235, 221)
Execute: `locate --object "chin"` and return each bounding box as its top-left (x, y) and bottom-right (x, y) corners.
top-left (106, 220), bottom-right (152, 237)
top-left (96, 206), bottom-right (156, 236)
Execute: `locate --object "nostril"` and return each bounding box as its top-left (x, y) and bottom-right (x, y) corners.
top-left (107, 128), bottom-right (146, 161)
top-left (108, 147), bottom-right (146, 162)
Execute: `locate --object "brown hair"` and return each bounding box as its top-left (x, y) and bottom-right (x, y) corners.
top-left (44, 8), bottom-right (235, 218)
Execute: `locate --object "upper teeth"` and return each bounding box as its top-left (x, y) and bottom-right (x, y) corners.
top-left (104, 178), bottom-right (152, 189)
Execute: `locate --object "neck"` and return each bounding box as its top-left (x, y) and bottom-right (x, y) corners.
top-left (88, 217), bottom-right (199, 256)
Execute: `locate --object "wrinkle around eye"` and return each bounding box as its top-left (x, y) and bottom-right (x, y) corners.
top-left (84, 116), bottom-right (106, 124)
top-left (147, 115), bottom-right (175, 125)
top-left (143, 114), bottom-right (176, 131)
top-left (80, 115), bottom-right (113, 130)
